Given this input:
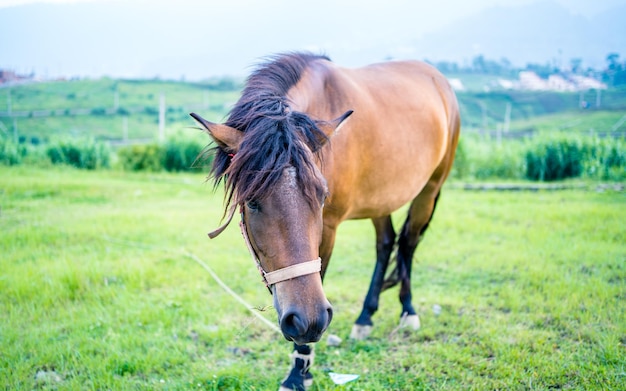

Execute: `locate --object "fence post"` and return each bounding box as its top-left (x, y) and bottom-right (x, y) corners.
top-left (159, 92), bottom-right (165, 141)
top-left (122, 116), bottom-right (128, 142)
top-left (504, 102), bottom-right (511, 134)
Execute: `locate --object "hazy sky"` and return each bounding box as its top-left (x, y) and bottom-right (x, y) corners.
top-left (1, 0), bottom-right (624, 79)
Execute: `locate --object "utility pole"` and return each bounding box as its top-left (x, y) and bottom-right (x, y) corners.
top-left (158, 93), bottom-right (165, 141)
top-left (480, 101), bottom-right (487, 136)
top-left (122, 116), bottom-right (128, 142)
top-left (503, 102), bottom-right (511, 133)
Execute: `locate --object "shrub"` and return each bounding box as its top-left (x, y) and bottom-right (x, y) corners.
top-left (0, 136), bottom-right (23, 165)
top-left (90, 107), bottom-right (107, 116)
top-left (117, 144), bottom-right (165, 172)
top-left (451, 134), bottom-right (525, 180)
top-left (525, 135), bottom-right (583, 181)
top-left (116, 137), bottom-right (212, 173)
top-left (46, 138), bottom-right (111, 170)
top-left (163, 137), bottom-right (208, 172)
top-left (582, 136), bottom-right (626, 180)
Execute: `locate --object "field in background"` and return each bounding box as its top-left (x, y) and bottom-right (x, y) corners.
top-left (1, 166), bottom-right (624, 390)
top-left (0, 79), bottom-right (239, 143)
top-left (2, 78), bottom-right (625, 145)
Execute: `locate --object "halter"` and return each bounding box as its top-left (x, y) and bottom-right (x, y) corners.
top-left (238, 207), bottom-right (322, 292)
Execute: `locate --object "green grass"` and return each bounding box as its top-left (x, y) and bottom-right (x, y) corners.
top-left (3, 78), bottom-right (625, 148)
top-left (1, 79), bottom-right (240, 142)
top-left (510, 110), bottom-right (626, 134)
top-left (1, 166), bottom-right (624, 389)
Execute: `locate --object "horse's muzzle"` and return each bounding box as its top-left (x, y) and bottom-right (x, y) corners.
top-left (279, 302), bottom-right (333, 345)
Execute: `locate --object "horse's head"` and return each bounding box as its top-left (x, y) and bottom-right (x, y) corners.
top-left (191, 110), bottom-right (351, 345)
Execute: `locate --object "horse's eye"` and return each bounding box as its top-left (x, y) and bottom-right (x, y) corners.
top-left (246, 200), bottom-right (261, 211)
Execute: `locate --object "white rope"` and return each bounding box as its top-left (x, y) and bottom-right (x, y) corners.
top-left (102, 235), bottom-right (282, 335)
top-left (182, 251), bottom-right (282, 334)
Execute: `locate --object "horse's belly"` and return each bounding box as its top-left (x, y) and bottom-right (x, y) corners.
top-left (341, 149), bottom-right (434, 220)
top-left (347, 171), bottom-right (431, 219)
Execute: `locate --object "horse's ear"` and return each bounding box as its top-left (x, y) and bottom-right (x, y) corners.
top-left (190, 113), bottom-right (243, 152)
top-left (317, 110), bottom-right (354, 139)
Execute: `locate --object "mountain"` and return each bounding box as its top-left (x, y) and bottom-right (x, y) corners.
top-left (408, 1), bottom-right (626, 69)
top-left (0, 0), bottom-right (624, 79)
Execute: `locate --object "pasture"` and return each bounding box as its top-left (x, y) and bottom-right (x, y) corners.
top-left (1, 166), bottom-right (624, 390)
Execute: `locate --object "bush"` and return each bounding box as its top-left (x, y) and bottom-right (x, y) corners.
top-left (451, 135), bottom-right (525, 180)
top-left (0, 136), bottom-right (23, 165)
top-left (117, 136), bottom-right (211, 173)
top-left (46, 138), bottom-right (111, 170)
top-left (163, 137), bottom-right (207, 172)
top-left (525, 135), bottom-right (584, 181)
top-left (90, 107), bottom-right (107, 116)
top-left (582, 136), bottom-right (626, 180)
top-left (117, 144), bottom-right (165, 172)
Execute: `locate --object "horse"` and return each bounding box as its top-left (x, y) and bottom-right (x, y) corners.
top-left (190, 52), bottom-right (460, 391)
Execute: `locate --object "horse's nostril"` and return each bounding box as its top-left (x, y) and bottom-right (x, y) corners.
top-left (326, 306), bottom-right (334, 325)
top-left (281, 312), bottom-right (306, 340)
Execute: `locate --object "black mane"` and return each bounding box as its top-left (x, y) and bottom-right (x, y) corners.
top-left (210, 52), bottom-right (331, 210)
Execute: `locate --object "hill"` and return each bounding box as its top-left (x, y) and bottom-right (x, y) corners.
top-left (1, 78), bottom-right (625, 145)
top-left (0, 1), bottom-right (624, 79)
top-left (0, 79), bottom-right (239, 143)
top-left (413, 1), bottom-right (626, 69)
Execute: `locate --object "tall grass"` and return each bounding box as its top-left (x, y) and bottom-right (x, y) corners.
top-left (116, 136), bottom-right (209, 172)
top-left (0, 136), bottom-right (23, 165)
top-left (116, 143), bottom-right (164, 172)
top-left (3, 130), bottom-right (625, 182)
top-left (46, 138), bottom-right (111, 170)
top-left (451, 132), bottom-right (626, 181)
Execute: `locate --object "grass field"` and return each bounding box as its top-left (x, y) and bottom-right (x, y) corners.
top-left (1, 166), bottom-right (625, 390)
top-left (1, 79), bottom-right (239, 142)
top-left (3, 79), bottom-right (625, 146)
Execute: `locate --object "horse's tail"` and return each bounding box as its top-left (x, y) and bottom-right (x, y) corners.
top-left (381, 244), bottom-right (400, 291)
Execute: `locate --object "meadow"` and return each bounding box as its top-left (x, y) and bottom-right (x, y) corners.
top-left (1, 166), bottom-right (624, 390)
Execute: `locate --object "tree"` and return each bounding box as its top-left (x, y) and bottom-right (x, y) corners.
top-left (603, 52), bottom-right (626, 87)
top-left (570, 58), bottom-right (583, 74)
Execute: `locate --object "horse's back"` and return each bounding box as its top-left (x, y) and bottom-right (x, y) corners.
top-left (294, 59), bottom-right (460, 220)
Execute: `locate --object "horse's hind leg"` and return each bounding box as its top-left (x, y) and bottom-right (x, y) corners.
top-left (396, 189), bottom-right (441, 330)
top-left (350, 215), bottom-right (396, 340)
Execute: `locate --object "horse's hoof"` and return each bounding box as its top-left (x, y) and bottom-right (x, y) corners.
top-left (278, 376), bottom-right (312, 391)
top-left (349, 324), bottom-right (372, 340)
top-left (399, 314), bottom-right (421, 330)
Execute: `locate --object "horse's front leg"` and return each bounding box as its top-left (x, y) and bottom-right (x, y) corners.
top-left (350, 216), bottom-right (396, 339)
top-left (279, 343), bottom-right (314, 391)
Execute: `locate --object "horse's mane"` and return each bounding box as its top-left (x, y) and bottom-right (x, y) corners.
top-left (210, 52), bottom-right (331, 211)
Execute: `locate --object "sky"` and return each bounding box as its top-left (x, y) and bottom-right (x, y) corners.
top-left (0, 0), bottom-right (624, 80)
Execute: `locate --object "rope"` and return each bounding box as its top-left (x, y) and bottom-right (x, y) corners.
top-left (102, 236), bottom-right (282, 335)
top-left (182, 250), bottom-right (282, 334)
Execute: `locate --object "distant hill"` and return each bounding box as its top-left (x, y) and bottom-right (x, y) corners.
top-left (411, 1), bottom-right (626, 69)
top-left (0, 0), bottom-right (624, 79)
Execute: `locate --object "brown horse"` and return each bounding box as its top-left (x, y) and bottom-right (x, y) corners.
top-left (191, 52), bottom-right (460, 390)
